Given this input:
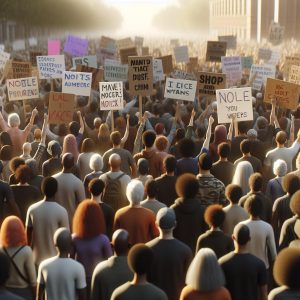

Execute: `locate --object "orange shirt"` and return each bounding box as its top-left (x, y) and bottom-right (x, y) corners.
top-left (180, 286), bottom-right (231, 300)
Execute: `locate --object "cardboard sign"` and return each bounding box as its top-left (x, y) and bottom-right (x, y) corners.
top-left (96, 48), bottom-right (116, 65)
top-left (0, 45), bottom-right (4, 52)
top-left (0, 51), bottom-right (10, 70)
top-left (250, 64), bottom-right (276, 91)
top-left (72, 56), bottom-right (97, 68)
top-left (142, 47), bottom-right (149, 56)
top-left (135, 36), bottom-right (144, 47)
top-left (216, 87), bottom-right (253, 123)
top-left (28, 37), bottom-right (38, 47)
top-left (64, 35), bottom-right (88, 57)
top-left (187, 57), bottom-right (198, 73)
top-left (12, 40), bottom-right (25, 51)
top-left (99, 82), bottom-right (124, 111)
top-left (128, 56), bottom-right (153, 96)
top-left (99, 36), bottom-right (116, 50)
top-left (153, 59), bottom-right (164, 83)
top-left (268, 50), bottom-right (281, 65)
top-left (284, 56), bottom-right (300, 79)
top-left (76, 64), bottom-right (104, 90)
top-left (164, 77), bottom-right (197, 102)
top-left (117, 37), bottom-right (134, 49)
top-left (62, 71), bottom-right (92, 96)
top-left (218, 35), bottom-right (237, 49)
top-left (206, 41), bottom-right (227, 62)
top-left (48, 40), bottom-right (61, 55)
top-left (221, 56), bottom-right (242, 87)
top-left (37, 55), bottom-right (65, 79)
top-left (264, 78), bottom-right (300, 109)
top-left (241, 56), bottom-right (253, 70)
top-left (11, 61), bottom-right (32, 79)
top-left (170, 39), bottom-right (180, 47)
top-left (289, 65), bottom-right (300, 85)
top-left (7, 77), bottom-right (39, 101)
top-left (197, 72), bottom-right (226, 98)
top-left (119, 47), bottom-right (138, 64)
top-left (258, 48), bottom-right (272, 61)
top-left (174, 46), bottom-right (189, 64)
top-left (157, 55), bottom-right (173, 74)
top-left (104, 59), bottom-right (128, 82)
top-left (269, 22), bottom-right (284, 45)
top-left (48, 92), bottom-right (75, 124)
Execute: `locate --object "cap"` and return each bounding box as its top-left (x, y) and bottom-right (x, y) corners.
top-left (156, 207), bottom-right (176, 230)
top-left (47, 140), bottom-right (62, 157)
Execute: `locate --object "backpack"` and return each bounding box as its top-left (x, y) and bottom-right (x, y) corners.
top-left (102, 173), bottom-right (127, 211)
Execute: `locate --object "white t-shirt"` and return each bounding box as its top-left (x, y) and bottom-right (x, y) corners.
top-left (37, 256), bottom-right (86, 300)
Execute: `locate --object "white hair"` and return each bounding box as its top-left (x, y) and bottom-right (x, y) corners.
top-left (273, 159), bottom-right (287, 177)
top-left (126, 179), bottom-right (144, 205)
top-left (89, 154), bottom-right (103, 171)
top-left (186, 248), bottom-right (225, 291)
top-left (109, 153), bottom-right (121, 164)
top-left (232, 161), bottom-right (254, 195)
top-left (8, 113), bottom-right (20, 127)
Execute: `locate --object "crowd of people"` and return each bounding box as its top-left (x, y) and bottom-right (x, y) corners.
top-left (1, 37), bottom-right (300, 300)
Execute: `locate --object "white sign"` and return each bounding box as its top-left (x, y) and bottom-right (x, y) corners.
top-left (135, 36), bottom-right (144, 47)
top-left (0, 45), bottom-right (5, 52)
top-left (99, 82), bottom-right (124, 111)
top-left (216, 87), bottom-right (253, 123)
top-left (72, 56), bottom-right (97, 68)
top-left (37, 55), bottom-right (66, 79)
top-left (104, 59), bottom-right (128, 82)
top-left (28, 37), bottom-right (38, 47)
top-left (221, 56), bottom-right (242, 87)
top-left (268, 50), bottom-right (281, 65)
top-left (12, 40), bottom-right (26, 51)
top-left (0, 51), bottom-right (10, 70)
top-left (7, 77), bottom-right (39, 101)
top-left (153, 59), bottom-right (164, 82)
top-left (164, 77), bottom-right (197, 102)
top-left (174, 46), bottom-right (189, 64)
top-left (250, 64), bottom-right (276, 91)
top-left (62, 71), bottom-right (92, 96)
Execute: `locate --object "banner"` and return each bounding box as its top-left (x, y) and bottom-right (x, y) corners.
top-left (289, 65), bottom-right (300, 85)
top-left (62, 71), bottom-right (92, 96)
top-left (76, 65), bottom-right (104, 90)
top-left (157, 55), bottom-right (173, 74)
top-left (197, 72), bottom-right (226, 99)
top-left (241, 56), bottom-right (253, 70)
top-left (11, 61), bottom-right (32, 79)
top-left (264, 78), bottom-right (300, 109)
top-left (99, 82), bottom-right (124, 111)
top-left (48, 40), bottom-right (61, 55)
top-left (206, 41), bottom-right (227, 62)
top-left (7, 77), bottom-right (39, 101)
top-left (171, 69), bottom-right (195, 80)
top-left (99, 36), bottom-right (117, 50)
top-left (72, 56), bottom-right (97, 68)
top-left (119, 47), bottom-right (138, 64)
top-left (12, 40), bottom-right (25, 51)
top-left (268, 50), bottom-right (281, 65)
top-left (37, 55), bottom-right (65, 79)
top-left (64, 35), bottom-right (88, 57)
top-left (128, 56), bottom-right (153, 96)
top-left (221, 56), bottom-right (242, 87)
top-left (174, 46), bottom-right (189, 64)
top-left (164, 77), bottom-right (197, 102)
top-left (218, 35), bottom-right (237, 49)
top-left (104, 59), bottom-right (128, 82)
top-left (0, 51), bottom-right (10, 70)
top-left (48, 92), bottom-right (75, 124)
top-left (153, 59), bottom-right (164, 82)
top-left (216, 87), bottom-right (253, 123)
top-left (250, 64), bottom-right (276, 91)
top-left (96, 48), bottom-right (116, 65)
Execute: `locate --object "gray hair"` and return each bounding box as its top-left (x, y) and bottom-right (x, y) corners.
top-left (89, 154), bottom-right (103, 171)
top-left (186, 248), bottom-right (225, 291)
top-left (25, 158), bottom-right (38, 176)
top-left (126, 179), bottom-right (144, 205)
top-left (8, 113), bottom-right (20, 127)
top-left (273, 159), bottom-right (287, 177)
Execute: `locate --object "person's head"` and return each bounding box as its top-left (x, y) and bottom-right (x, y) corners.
top-left (198, 153), bottom-right (212, 171)
top-left (0, 253), bottom-right (10, 286)
top-left (290, 191), bottom-right (300, 216)
top-left (238, 121), bottom-right (248, 134)
top-left (81, 138), bottom-right (95, 153)
top-left (248, 173), bottom-right (263, 192)
top-left (94, 117), bottom-right (102, 130)
top-left (232, 161), bottom-right (254, 195)
top-left (89, 153), bottom-right (103, 172)
top-left (126, 179), bottom-right (144, 205)
top-left (145, 179), bottom-right (158, 199)
top-left (110, 131), bottom-right (122, 146)
top-left (47, 140), bottom-right (62, 158)
top-left (257, 116), bottom-right (268, 130)
top-left (88, 178), bottom-right (105, 197)
top-left (111, 229), bottom-right (130, 256)
top-left (240, 139), bottom-right (251, 155)
top-left (62, 153), bottom-right (75, 170)
top-left (163, 155), bottom-right (176, 174)
top-left (196, 126), bottom-right (206, 140)
top-left (176, 173), bottom-right (199, 199)
top-left (54, 227), bottom-right (72, 253)
top-left (213, 125), bottom-right (227, 144)
top-left (137, 158), bottom-right (149, 176)
top-left (225, 184), bottom-right (243, 204)
top-left (156, 207), bottom-right (176, 232)
top-left (155, 123), bottom-right (165, 135)
top-left (175, 128), bottom-right (185, 143)
top-left (185, 248), bottom-right (225, 291)
top-left (273, 248), bottom-right (300, 290)
top-left (273, 159), bottom-right (287, 177)
top-left (25, 158), bottom-right (38, 177)
top-left (9, 157), bottom-right (25, 173)
top-left (57, 124), bottom-right (68, 136)
top-left (0, 131), bottom-right (12, 146)
top-left (22, 142), bottom-right (31, 155)
top-left (155, 136), bottom-right (168, 152)
top-left (69, 121), bottom-right (80, 136)
top-left (72, 200), bottom-right (106, 239)
top-left (8, 113), bottom-right (20, 128)
top-left (217, 142), bottom-right (231, 159)
top-left (283, 174), bottom-right (300, 196)
top-left (232, 223), bottom-right (251, 246)
top-left (204, 205), bottom-right (225, 229)
top-left (128, 244), bottom-right (153, 275)
top-left (98, 123), bottom-right (110, 141)
top-left (244, 194), bottom-right (263, 218)
top-left (33, 128), bottom-right (41, 141)
top-left (179, 138), bottom-right (195, 158)
top-left (15, 164), bottom-right (32, 184)
top-left (0, 145), bottom-right (12, 161)
top-left (276, 131), bottom-right (287, 145)
top-left (142, 130), bottom-right (156, 148)
top-left (109, 153), bottom-right (121, 171)
top-left (62, 134), bottom-right (79, 160)
top-left (42, 177), bottom-right (58, 198)
top-left (247, 129), bottom-right (257, 140)
top-left (0, 216), bottom-right (27, 247)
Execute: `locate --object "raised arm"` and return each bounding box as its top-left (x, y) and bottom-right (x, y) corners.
top-left (133, 115), bottom-right (146, 155)
top-left (185, 108), bottom-right (196, 139)
top-left (121, 114), bottom-right (130, 146)
top-left (201, 115), bottom-right (214, 153)
top-left (33, 114), bottom-right (48, 164)
top-left (270, 99), bottom-right (280, 128)
top-left (227, 114), bottom-right (235, 141)
top-left (288, 114), bottom-right (295, 146)
top-left (77, 111), bottom-right (84, 134)
top-left (24, 107), bottom-right (38, 135)
top-left (0, 110), bottom-right (9, 131)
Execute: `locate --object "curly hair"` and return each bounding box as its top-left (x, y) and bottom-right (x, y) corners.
top-left (204, 205), bottom-right (225, 228)
top-left (176, 173), bottom-right (199, 198)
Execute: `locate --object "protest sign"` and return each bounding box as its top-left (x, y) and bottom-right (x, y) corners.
top-left (0, 45), bottom-right (4, 52)
top-left (269, 22), bottom-right (284, 45)
top-left (48, 92), bottom-right (75, 124)
top-left (30, 52), bottom-right (43, 67)
top-left (48, 40), bottom-right (61, 55)
top-left (268, 50), bottom-right (281, 65)
top-left (164, 77), bottom-right (197, 102)
top-left (99, 36), bottom-right (117, 50)
top-left (28, 37), bottom-right (38, 47)
top-left (216, 87), bottom-right (253, 123)
top-left (7, 77), bottom-right (39, 101)
top-left (104, 59), bottom-right (128, 82)
top-left (96, 48), bottom-right (116, 65)
top-left (187, 57), bottom-right (198, 73)
top-left (142, 47), bottom-right (149, 56)
top-left (206, 41), bottom-right (227, 62)
top-left (250, 64), bottom-right (276, 91)
top-left (0, 51), bottom-right (10, 70)
top-left (72, 56), bottom-right (97, 68)
top-left (117, 37), bottom-right (134, 49)
top-left (289, 65), bottom-right (300, 85)
top-left (64, 35), bottom-right (88, 57)
top-left (218, 35), bottom-right (237, 49)
top-left (99, 82), bottom-right (124, 111)
top-left (153, 59), bottom-right (164, 83)
top-left (264, 78), bottom-right (300, 109)
top-left (12, 40), bottom-right (25, 51)
top-left (258, 48), bottom-right (272, 61)
top-left (135, 36), bottom-right (144, 48)
top-left (62, 71), bottom-right (92, 96)
top-left (119, 47), bottom-right (138, 64)
top-left (157, 55), bottom-right (173, 74)
top-left (10, 61), bottom-right (32, 79)
top-left (221, 56), bottom-right (242, 87)
top-left (197, 72), bottom-right (226, 99)
top-left (241, 56), bottom-right (253, 70)
top-left (174, 46), bottom-right (189, 64)
top-left (171, 69), bottom-right (196, 80)
top-left (76, 64), bottom-right (104, 90)
top-left (37, 55), bottom-right (65, 79)
top-left (170, 39), bottom-right (179, 47)
top-left (284, 56), bottom-right (300, 79)
top-left (128, 56), bottom-right (153, 96)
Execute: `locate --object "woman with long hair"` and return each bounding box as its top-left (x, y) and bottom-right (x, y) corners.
top-left (97, 123), bottom-right (112, 155)
top-left (0, 216), bottom-right (36, 300)
top-left (232, 161), bottom-right (254, 195)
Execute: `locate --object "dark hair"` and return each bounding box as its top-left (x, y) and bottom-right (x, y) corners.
top-left (164, 156), bottom-right (177, 173)
top-left (129, 115), bottom-right (138, 127)
top-left (204, 204), bottom-right (225, 228)
top-left (69, 121), bottom-right (80, 136)
top-left (176, 174), bottom-right (199, 198)
top-left (0, 252), bottom-right (10, 285)
top-left (58, 124), bottom-right (68, 136)
top-left (142, 130), bottom-right (156, 148)
top-left (238, 121), bottom-right (248, 134)
top-left (81, 138), bottom-right (95, 153)
top-left (175, 128), bottom-right (185, 142)
top-left (9, 157), bottom-right (25, 173)
top-left (15, 165), bottom-right (32, 184)
top-left (0, 145), bottom-right (12, 161)
top-left (62, 153), bottom-right (74, 169)
top-left (110, 131), bottom-right (122, 146)
top-left (128, 244), bottom-right (153, 275)
top-left (225, 184), bottom-right (243, 204)
top-left (244, 195), bottom-right (263, 217)
top-left (145, 179), bottom-right (158, 198)
top-left (137, 159), bottom-right (149, 175)
top-left (218, 142), bottom-right (231, 159)
top-left (240, 139), bottom-right (252, 154)
top-left (179, 138), bottom-right (195, 158)
top-left (234, 224), bottom-right (250, 246)
top-left (249, 173), bottom-right (263, 192)
top-left (89, 100), bottom-right (98, 112)
top-left (0, 131), bottom-right (12, 146)
top-left (42, 177), bottom-right (58, 198)
top-left (283, 174), bottom-right (300, 196)
top-left (196, 126), bottom-right (206, 139)
top-left (88, 178), bottom-right (105, 197)
top-left (198, 153), bottom-right (212, 171)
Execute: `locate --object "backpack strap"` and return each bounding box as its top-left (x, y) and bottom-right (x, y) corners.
top-left (116, 172), bottom-right (125, 180)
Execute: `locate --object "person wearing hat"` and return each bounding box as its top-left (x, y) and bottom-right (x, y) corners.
top-left (146, 207), bottom-right (192, 300)
top-left (219, 224), bottom-right (268, 300)
top-left (42, 140), bottom-right (62, 177)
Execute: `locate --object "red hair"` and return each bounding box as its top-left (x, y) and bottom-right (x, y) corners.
top-left (0, 216), bottom-right (27, 248)
top-left (72, 200), bottom-right (106, 239)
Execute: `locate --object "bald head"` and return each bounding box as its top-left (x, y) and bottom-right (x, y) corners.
top-left (109, 153), bottom-right (121, 170)
top-left (112, 229), bottom-right (130, 256)
top-left (54, 228), bottom-right (72, 253)
top-left (23, 142), bottom-right (31, 155)
top-left (62, 153), bottom-right (74, 170)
